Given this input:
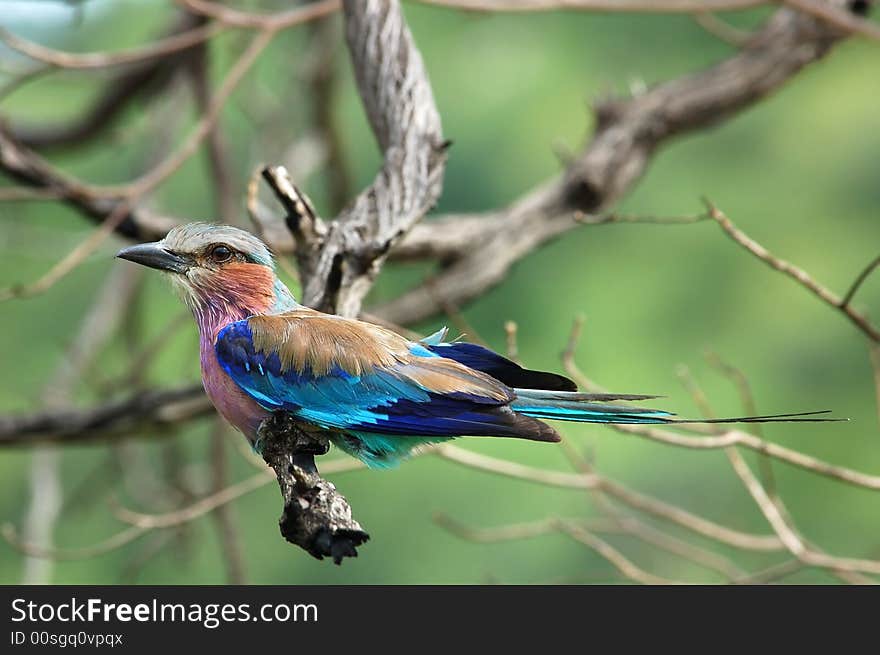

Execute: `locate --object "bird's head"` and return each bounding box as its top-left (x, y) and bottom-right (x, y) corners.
top-left (117, 223), bottom-right (295, 320)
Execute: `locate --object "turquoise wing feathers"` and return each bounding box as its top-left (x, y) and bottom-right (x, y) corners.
top-left (213, 310), bottom-right (835, 467)
top-left (213, 310), bottom-right (561, 442)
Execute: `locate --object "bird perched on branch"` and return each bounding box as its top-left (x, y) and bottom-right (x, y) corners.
top-left (118, 224), bottom-right (838, 468)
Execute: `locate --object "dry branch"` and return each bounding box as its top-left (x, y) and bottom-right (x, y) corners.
top-left (421, 0), bottom-right (880, 41)
top-left (0, 127), bottom-right (178, 240)
top-left (7, 12), bottom-right (207, 150)
top-left (0, 29), bottom-right (275, 302)
top-left (256, 412), bottom-right (369, 564)
top-left (247, 0), bottom-right (448, 561)
top-left (0, 22), bottom-right (222, 71)
top-left (177, 0), bottom-right (340, 29)
top-left (295, 0), bottom-right (448, 316)
top-left (417, 0), bottom-right (767, 12)
top-left (707, 203), bottom-right (880, 342)
top-left (376, 0), bottom-right (861, 324)
top-left (0, 386), bottom-right (210, 446)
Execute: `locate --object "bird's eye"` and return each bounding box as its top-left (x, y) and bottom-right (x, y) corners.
top-left (209, 245), bottom-right (233, 263)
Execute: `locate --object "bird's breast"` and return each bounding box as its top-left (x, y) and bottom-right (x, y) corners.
top-left (200, 334), bottom-right (269, 443)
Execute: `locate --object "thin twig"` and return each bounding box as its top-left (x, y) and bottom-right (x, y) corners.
top-left (188, 40), bottom-right (238, 225)
top-left (3, 522), bottom-right (148, 560)
top-left (558, 440), bottom-right (744, 580)
top-left (178, 0), bottom-right (340, 29)
top-left (870, 343), bottom-right (880, 430)
top-left (436, 444), bottom-right (784, 551)
top-left (0, 200), bottom-right (137, 301)
top-left (559, 520), bottom-right (683, 584)
top-left (0, 29), bottom-right (276, 302)
top-left (707, 201), bottom-right (880, 342)
top-left (692, 11), bottom-right (755, 45)
top-left (705, 350), bottom-right (777, 501)
top-left (114, 457), bottom-right (362, 530)
top-left (841, 254), bottom-right (880, 308)
top-left (680, 365), bottom-right (878, 583)
top-left (0, 23), bottom-right (223, 70)
top-left (782, 0), bottom-right (880, 40)
top-left (614, 424), bottom-right (880, 490)
top-left (417, 0), bottom-right (767, 13)
top-left (436, 513), bottom-right (683, 584)
top-left (4, 456), bottom-right (364, 562)
top-left (423, 0), bottom-right (880, 45)
top-left (726, 446), bottom-right (880, 577)
top-left (733, 558), bottom-right (805, 584)
top-left (208, 420), bottom-right (248, 584)
top-left (246, 166), bottom-right (301, 282)
top-left (504, 321), bottom-right (520, 362)
top-left (434, 514), bottom-right (559, 542)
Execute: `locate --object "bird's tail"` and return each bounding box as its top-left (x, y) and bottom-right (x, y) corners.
top-left (510, 389), bottom-right (843, 425)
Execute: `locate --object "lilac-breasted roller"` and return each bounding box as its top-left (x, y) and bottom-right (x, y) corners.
top-left (117, 224), bottom-right (836, 468)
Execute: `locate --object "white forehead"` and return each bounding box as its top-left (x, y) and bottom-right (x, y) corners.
top-left (161, 223), bottom-right (274, 265)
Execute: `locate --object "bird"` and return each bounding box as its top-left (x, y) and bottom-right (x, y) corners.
top-left (117, 223), bottom-right (839, 468)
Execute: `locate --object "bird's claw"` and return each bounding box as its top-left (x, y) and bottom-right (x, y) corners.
top-left (295, 440), bottom-right (330, 457)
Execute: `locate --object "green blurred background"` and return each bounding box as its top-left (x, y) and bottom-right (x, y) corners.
top-left (1, 1), bottom-right (878, 584)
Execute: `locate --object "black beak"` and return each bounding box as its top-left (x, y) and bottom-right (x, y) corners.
top-left (116, 243), bottom-right (191, 274)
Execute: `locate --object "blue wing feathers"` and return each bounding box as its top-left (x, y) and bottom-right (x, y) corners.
top-left (214, 318), bottom-right (678, 463)
top-left (213, 318), bottom-right (835, 467)
top-left (425, 341), bottom-right (578, 392)
top-left (214, 319), bottom-right (555, 441)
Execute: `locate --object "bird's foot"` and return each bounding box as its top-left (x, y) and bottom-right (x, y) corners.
top-left (295, 439), bottom-right (330, 457)
top-left (257, 411), bottom-right (330, 458)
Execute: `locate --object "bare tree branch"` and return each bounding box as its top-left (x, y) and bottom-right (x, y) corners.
top-left (187, 37), bottom-right (238, 225)
top-left (244, 0), bottom-right (448, 562)
top-left (420, 0), bottom-right (880, 42)
top-left (376, 1), bottom-right (859, 324)
top-left (295, 0), bottom-right (448, 316)
top-left (177, 0), bottom-right (341, 29)
top-left (0, 29), bottom-right (276, 302)
top-left (0, 22), bottom-right (222, 71)
top-left (417, 0), bottom-right (767, 13)
top-left (0, 386), bottom-right (211, 446)
top-left (842, 254), bottom-right (880, 308)
top-left (783, 0), bottom-right (880, 40)
top-left (7, 12), bottom-right (207, 150)
top-left (21, 267), bottom-right (142, 583)
top-left (692, 10), bottom-right (755, 45)
top-left (707, 202), bottom-right (880, 342)
top-left (0, 127), bottom-right (179, 240)
top-left (256, 412), bottom-right (369, 564)
top-left (436, 443), bottom-right (785, 551)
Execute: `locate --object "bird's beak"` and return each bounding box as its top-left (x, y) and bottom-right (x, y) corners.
top-left (116, 242), bottom-right (191, 274)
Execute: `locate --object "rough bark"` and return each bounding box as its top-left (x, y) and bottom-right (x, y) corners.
top-left (256, 0), bottom-right (446, 562)
top-left (375, 1), bottom-right (857, 324)
top-left (257, 413), bottom-right (369, 564)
